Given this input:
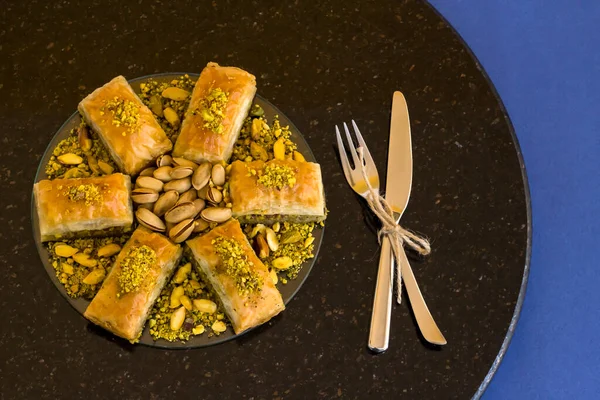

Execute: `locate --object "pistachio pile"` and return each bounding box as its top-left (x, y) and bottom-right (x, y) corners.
top-left (47, 237), bottom-right (126, 299)
top-left (45, 124), bottom-right (117, 180)
top-left (131, 155), bottom-right (232, 243)
top-left (139, 75), bottom-right (196, 142)
top-left (231, 109), bottom-right (302, 164)
top-left (148, 260), bottom-right (229, 341)
top-left (167, 263), bottom-right (225, 334)
top-left (246, 221), bottom-right (317, 283)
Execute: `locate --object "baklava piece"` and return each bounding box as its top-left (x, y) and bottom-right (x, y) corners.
top-left (34, 173), bottom-right (133, 242)
top-left (78, 75), bottom-right (172, 176)
top-left (186, 219), bottom-right (284, 334)
top-left (84, 226), bottom-right (183, 341)
top-left (172, 62), bottom-right (256, 163)
top-left (228, 159), bottom-right (326, 224)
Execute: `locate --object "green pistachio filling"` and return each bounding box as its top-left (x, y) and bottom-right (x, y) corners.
top-left (101, 96), bottom-right (140, 134)
top-left (257, 164), bottom-right (297, 189)
top-left (212, 237), bottom-right (262, 295)
top-left (118, 245), bottom-right (156, 296)
top-left (197, 88), bottom-right (229, 134)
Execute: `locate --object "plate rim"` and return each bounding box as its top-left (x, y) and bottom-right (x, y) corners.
top-left (31, 72), bottom-right (326, 349)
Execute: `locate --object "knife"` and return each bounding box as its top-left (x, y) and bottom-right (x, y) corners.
top-left (368, 91), bottom-right (446, 352)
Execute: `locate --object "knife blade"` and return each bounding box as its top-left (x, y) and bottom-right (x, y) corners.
top-left (385, 91), bottom-right (413, 217)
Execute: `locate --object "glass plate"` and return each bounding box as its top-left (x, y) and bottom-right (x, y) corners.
top-left (31, 73), bottom-right (325, 348)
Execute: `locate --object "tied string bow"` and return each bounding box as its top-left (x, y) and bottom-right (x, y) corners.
top-left (357, 148), bottom-right (431, 304)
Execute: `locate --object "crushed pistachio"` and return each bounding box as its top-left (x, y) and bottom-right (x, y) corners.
top-left (45, 235), bottom-right (130, 299)
top-left (66, 184), bottom-right (102, 205)
top-left (244, 222), bottom-right (316, 280)
top-left (247, 168), bottom-right (257, 177)
top-left (257, 164), bottom-right (297, 189)
top-left (249, 104), bottom-right (264, 117)
top-left (230, 107), bottom-right (320, 284)
top-left (193, 88), bottom-right (229, 134)
top-left (101, 97), bottom-right (140, 134)
top-left (139, 75), bottom-right (196, 140)
top-left (148, 257), bottom-right (230, 342)
top-left (45, 125), bottom-right (117, 180)
top-left (232, 112), bottom-right (297, 163)
top-left (118, 245), bottom-right (156, 297)
top-left (212, 237), bottom-right (263, 296)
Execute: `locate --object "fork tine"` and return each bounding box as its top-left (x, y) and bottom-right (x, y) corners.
top-left (351, 120), bottom-right (376, 170)
top-left (343, 122), bottom-right (360, 167)
top-left (335, 125), bottom-right (354, 184)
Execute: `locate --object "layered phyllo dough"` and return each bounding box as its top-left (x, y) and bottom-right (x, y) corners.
top-left (78, 75), bottom-right (172, 176)
top-left (186, 219), bottom-right (284, 334)
top-left (34, 173), bottom-right (133, 242)
top-left (84, 226), bottom-right (183, 341)
top-left (228, 159), bottom-right (326, 224)
top-left (172, 63), bottom-right (256, 163)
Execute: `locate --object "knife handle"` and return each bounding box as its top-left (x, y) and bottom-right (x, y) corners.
top-left (368, 236), bottom-right (394, 353)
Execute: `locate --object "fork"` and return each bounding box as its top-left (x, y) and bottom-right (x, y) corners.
top-left (336, 120), bottom-right (447, 350)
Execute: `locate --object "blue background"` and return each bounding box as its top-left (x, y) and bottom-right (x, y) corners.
top-left (428, 1), bottom-right (600, 398)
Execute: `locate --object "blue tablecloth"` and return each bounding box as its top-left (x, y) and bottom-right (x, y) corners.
top-left (428, 1), bottom-right (600, 398)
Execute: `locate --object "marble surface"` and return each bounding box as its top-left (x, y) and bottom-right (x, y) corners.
top-left (0, 0), bottom-right (529, 398)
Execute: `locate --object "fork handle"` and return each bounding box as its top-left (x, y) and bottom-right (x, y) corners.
top-left (368, 236), bottom-right (394, 353)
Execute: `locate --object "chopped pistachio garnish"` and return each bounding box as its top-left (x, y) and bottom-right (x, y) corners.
top-left (148, 257), bottom-right (230, 342)
top-left (257, 164), bottom-right (297, 189)
top-left (45, 235), bottom-right (130, 299)
top-left (212, 237), bottom-right (263, 296)
top-left (232, 113), bottom-right (297, 162)
top-left (195, 88), bottom-right (229, 134)
top-left (118, 245), bottom-right (156, 297)
top-left (101, 96), bottom-right (140, 134)
top-left (249, 104), bottom-right (264, 117)
top-left (244, 222), bottom-right (316, 280)
top-left (44, 125), bottom-right (117, 180)
top-left (66, 184), bottom-right (102, 205)
top-left (139, 75), bottom-right (196, 140)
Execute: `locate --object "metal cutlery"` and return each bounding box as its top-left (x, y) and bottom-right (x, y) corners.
top-left (335, 91), bottom-right (446, 350)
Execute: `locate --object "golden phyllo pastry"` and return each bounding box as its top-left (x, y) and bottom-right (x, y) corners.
top-left (34, 173), bottom-right (133, 242)
top-left (186, 219), bottom-right (284, 334)
top-left (84, 226), bottom-right (183, 341)
top-left (78, 76), bottom-right (172, 176)
top-left (228, 159), bottom-right (326, 224)
top-left (172, 62), bottom-right (257, 163)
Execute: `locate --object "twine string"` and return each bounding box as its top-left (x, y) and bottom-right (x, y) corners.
top-left (357, 148), bottom-right (431, 304)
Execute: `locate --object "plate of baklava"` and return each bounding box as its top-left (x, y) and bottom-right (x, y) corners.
top-left (32, 63), bottom-right (326, 347)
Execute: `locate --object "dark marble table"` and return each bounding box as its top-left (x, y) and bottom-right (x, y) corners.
top-left (0, 1), bottom-right (529, 398)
